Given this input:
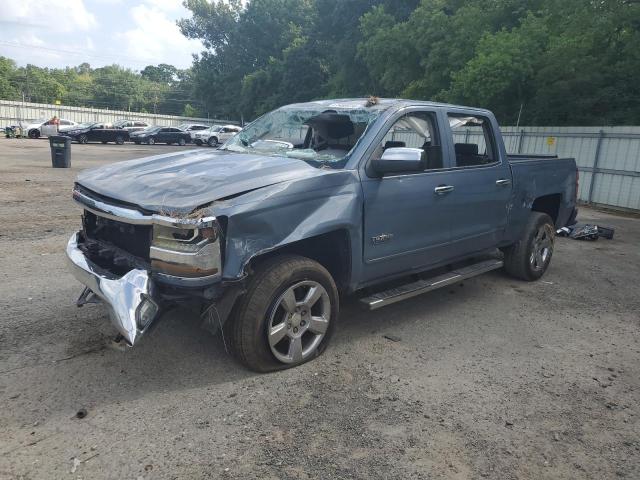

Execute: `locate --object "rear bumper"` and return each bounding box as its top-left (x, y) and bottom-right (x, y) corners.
top-left (66, 232), bottom-right (160, 345)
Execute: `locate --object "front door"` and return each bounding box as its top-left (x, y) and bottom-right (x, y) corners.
top-left (361, 109), bottom-right (454, 283)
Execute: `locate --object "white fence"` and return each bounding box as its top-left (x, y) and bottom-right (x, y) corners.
top-left (0, 99), bottom-right (236, 128)
top-left (498, 127), bottom-right (638, 211)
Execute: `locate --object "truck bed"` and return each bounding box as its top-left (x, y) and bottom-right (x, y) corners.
top-left (506, 153), bottom-right (578, 234)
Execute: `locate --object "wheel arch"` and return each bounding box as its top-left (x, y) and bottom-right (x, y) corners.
top-left (531, 193), bottom-right (562, 226)
top-left (245, 229), bottom-right (352, 293)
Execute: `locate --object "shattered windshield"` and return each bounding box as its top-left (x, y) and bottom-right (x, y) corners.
top-left (222, 102), bottom-right (384, 168)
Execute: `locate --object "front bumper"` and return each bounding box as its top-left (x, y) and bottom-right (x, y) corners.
top-left (66, 232), bottom-right (160, 345)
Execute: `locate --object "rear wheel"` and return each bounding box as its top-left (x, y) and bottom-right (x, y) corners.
top-left (225, 255), bottom-right (338, 372)
top-left (78, 134), bottom-right (88, 144)
top-left (194, 139), bottom-right (202, 146)
top-left (134, 141), bottom-right (141, 145)
top-left (28, 129), bottom-right (40, 139)
top-left (101, 140), bottom-right (108, 144)
top-left (148, 137), bottom-right (155, 145)
top-left (178, 137), bottom-right (186, 146)
top-left (207, 136), bottom-right (218, 147)
top-left (115, 135), bottom-right (125, 145)
top-left (503, 212), bottom-right (555, 281)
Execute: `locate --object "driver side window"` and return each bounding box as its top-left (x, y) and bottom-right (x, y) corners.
top-left (373, 111), bottom-right (443, 170)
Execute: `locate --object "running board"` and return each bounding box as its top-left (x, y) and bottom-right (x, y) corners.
top-left (360, 259), bottom-right (503, 310)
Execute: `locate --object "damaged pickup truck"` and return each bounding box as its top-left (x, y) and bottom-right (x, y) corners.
top-left (67, 98), bottom-right (578, 371)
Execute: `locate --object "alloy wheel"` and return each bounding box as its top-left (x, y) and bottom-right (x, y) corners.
top-left (530, 224), bottom-right (554, 271)
top-left (267, 280), bottom-right (331, 364)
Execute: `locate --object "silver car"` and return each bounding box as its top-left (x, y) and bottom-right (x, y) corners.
top-left (193, 125), bottom-right (242, 147)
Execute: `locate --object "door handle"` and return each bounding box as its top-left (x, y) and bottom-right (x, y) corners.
top-left (434, 185), bottom-right (454, 195)
top-left (496, 179), bottom-right (511, 186)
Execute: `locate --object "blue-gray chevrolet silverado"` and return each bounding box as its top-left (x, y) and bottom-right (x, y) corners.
top-left (66, 98), bottom-right (578, 371)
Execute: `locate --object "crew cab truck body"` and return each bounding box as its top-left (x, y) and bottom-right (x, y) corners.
top-left (66, 98), bottom-right (578, 371)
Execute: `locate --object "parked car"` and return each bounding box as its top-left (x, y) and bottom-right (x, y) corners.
top-left (65, 122), bottom-right (130, 144)
top-left (177, 123), bottom-right (210, 138)
top-left (129, 126), bottom-right (191, 145)
top-left (113, 119), bottom-right (150, 132)
top-left (193, 124), bottom-right (242, 146)
top-left (66, 98), bottom-right (578, 372)
top-left (25, 118), bottom-right (77, 138)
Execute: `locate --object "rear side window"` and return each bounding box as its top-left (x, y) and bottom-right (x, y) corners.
top-left (447, 114), bottom-right (498, 167)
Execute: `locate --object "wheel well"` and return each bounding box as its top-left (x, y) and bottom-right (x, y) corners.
top-left (532, 193), bottom-right (562, 225)
top-left (248, 230), bottom-right (351, 292)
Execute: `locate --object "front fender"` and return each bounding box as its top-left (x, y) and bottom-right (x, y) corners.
top-left (213, 170), bottom-right (363, 286)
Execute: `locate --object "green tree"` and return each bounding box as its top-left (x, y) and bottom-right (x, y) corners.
top-left (0, 57), bottom-right (19, 100)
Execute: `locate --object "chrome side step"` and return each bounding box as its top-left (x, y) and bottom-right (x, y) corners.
top-left (360, 259), bottom-right (503, 310)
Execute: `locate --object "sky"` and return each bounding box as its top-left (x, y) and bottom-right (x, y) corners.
top-left (0, 0), bottom-right (205, 71)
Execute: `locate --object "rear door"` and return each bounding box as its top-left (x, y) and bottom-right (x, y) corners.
top-left (88, 124), bottom-right (104, 142)
top-left (443, 111), bottom-right (512, 255)
top-left (156, 128), bottom-right (171, 142)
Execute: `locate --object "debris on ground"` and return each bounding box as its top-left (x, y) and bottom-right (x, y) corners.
top-left (383, 334), bottom-right (402, 342)
top-left (70, 457), bottom-right (81, 473)
top-left (75, 408), bottom-right (88, 419)
top-left (557, 223), bottom-right (615, 240)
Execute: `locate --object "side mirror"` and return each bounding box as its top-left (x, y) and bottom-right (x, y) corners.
top-left (372, 147), bottom-right (425, 175)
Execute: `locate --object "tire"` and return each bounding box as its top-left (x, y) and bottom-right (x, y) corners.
top-left (101, 140), bottom-right (108, 144)
top-left (148, 137), bottom-right (155, 145)
top-left (207, 137), bottom-right (218, 147)
top-left (178, 138), bottom-right (186, 146)
top-left (503, 212), bottom-right (555, 281)
top-left (78, 134), bottom-right (88, 144)
top-left (115, 135), bottom-right (125, 145)
top-left (166, 142), bottom-right (173, 145)
top-left (194, 139), bottom-right (202, 146)
top-left (225, 254), bottom-right (339, 372)
top-left (28, 129), bottom-right (40, 139)
top-left (134, 141), bottom-right (140, 145)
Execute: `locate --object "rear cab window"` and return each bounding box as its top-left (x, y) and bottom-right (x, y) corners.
top-left (447, 113), bottom-right (499, 168)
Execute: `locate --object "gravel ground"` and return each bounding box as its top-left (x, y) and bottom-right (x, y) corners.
top-left (0, 137), bottom-right (639, 480)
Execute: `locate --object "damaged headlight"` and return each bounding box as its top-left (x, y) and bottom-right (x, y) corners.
top-left (150, 220), bottom-right (222, 278)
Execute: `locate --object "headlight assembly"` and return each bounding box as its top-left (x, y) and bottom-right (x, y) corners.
top-left (150, 222), bottom-right (222, 278)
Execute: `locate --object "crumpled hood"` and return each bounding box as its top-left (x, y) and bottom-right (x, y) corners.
top-left (76, 149), bottom-right (333, 213)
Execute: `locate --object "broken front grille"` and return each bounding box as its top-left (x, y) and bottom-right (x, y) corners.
top-left (80, 210), bottom-right (152, 274)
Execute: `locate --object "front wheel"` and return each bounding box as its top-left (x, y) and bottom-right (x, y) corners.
top-left (147, 137), bottom-right (155, 145)
top-left (225, 255), bottom-right (338, 372)
top-left (178, 138), bottom-right (186, 146)
top-left (28, 129), bottom-right (40, 139)
top-left (78, 134), bottom-right (88, 144)
top-left (115, 135), bottom-right (125, 145)
top-left (207, 137), bottom-right (218, 147)
top-left (503, 212), bottom-right (555, 281)
top-left (194, 139), bottom-right (202, 146)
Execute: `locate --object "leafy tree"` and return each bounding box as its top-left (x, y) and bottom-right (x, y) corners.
top-left (0, 57), bottom-right (19, 100)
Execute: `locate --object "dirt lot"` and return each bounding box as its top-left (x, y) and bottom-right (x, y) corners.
top-left (0, 137), bottom-right (639, 480)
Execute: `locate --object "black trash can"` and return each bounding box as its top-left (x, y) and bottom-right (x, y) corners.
top-left (50, 135), bottom-right (71, 168)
